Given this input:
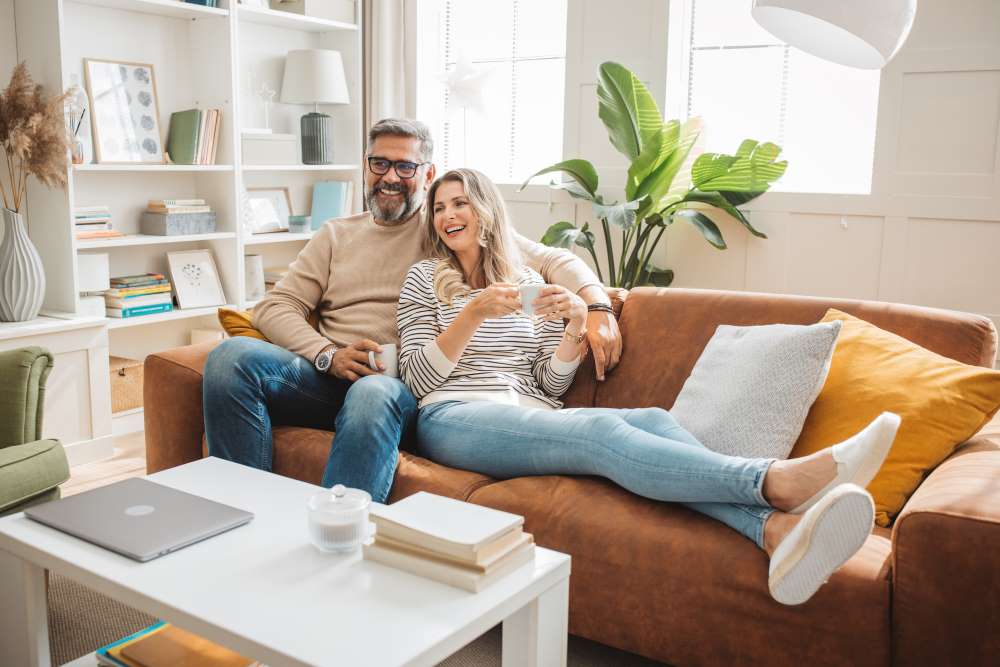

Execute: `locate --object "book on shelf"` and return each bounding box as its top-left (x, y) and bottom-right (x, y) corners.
top-left (369, 491), bottom-right (525, 561)
top-left (95, 620), bottom-right (258, 667)
top-left (75, 222), bottom-right (112, 231)
top-left (147, 205), bottom-right (212, 214)
top-left (110, 273), bottom-right (166, 286)
top-left (77, 229), bottom-right (125, 240)
top-left (363, 535), bottom-right (535, 593)
top-left (148, 199), bottom-right (206, 208)
top-left (105, 293), bottom-right (173, 309)
top-left (106, 302), bottom-right (174, 319)
top-left (310, 180), bottom-right (354, 229)
top-left (105, 283), bottom-right (173, 298)
top-left (183, 0), bottom-right (220, 7)
top-left (166, 108), bottom-right (223, 165)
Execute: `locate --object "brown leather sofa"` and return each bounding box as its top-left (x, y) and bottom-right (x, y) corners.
top-left (144, 288), bottom-right (1000, 667)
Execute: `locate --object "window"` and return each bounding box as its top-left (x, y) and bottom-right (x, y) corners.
top-left (416, 0), bottom-right (568, 184)
top-left (667, 0), bottom-right (880, 194)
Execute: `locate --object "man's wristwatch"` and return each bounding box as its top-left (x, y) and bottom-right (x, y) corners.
top-left (314, 346), bottom-right (336, 373)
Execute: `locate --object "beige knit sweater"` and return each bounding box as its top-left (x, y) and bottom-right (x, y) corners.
top-left (252, 211), bottom-right (600, 364)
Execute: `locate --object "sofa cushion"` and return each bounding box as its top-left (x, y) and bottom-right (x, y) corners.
top-left (670, 320), bottom-right (841, 459)
top-left (790, 309), bottom-right (1000, 526)
top-left (265, 426), bottom-right (496, 501)
top-left (0, 439), bottom-right (69, 514)
top-left (468, 474), bottom-right (892, 667)
top-left (595, 287), bottom-right (997, 412)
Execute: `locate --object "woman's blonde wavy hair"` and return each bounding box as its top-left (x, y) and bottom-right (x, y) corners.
top-left (425, 168), bottom-right (522, 304)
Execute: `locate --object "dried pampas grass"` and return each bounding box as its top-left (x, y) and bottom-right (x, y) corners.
top-left (0, 61), bottom-right (72, 212)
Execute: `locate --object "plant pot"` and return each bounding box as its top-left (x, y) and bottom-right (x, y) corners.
top-left (0, 208), bottom-right (46, 322)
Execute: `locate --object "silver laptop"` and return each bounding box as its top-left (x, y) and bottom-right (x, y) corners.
top-left (25, 477), bottom-right (254, 562)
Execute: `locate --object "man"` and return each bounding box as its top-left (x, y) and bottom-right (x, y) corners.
top-left (204, 119), bottom-right (622, 502)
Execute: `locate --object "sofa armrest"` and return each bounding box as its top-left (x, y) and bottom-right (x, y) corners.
top-left (144, 341), bottom-right (220, 473)
top-left (891, 419), bottom-right (1000, 666)
top-left (0, 347), bottom-right (54, 448)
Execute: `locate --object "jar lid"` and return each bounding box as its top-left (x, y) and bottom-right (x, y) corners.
top-left (309, 484), bottom-right (371, 515)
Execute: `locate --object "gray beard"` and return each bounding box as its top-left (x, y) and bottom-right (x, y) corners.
top-left (365, 185), bottom-right (425, 224)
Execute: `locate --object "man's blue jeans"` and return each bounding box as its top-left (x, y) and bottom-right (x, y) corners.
top-left (203, 337), bottom-right (417, 503)
top-left (418, 401), bottom-right (775, 547)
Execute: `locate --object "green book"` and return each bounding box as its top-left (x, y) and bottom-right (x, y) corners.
top-left (166, 109), bottom-right (202, 165)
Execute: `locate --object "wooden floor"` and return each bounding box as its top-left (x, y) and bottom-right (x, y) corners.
top-left (62, 432), bottom-right (147, 497)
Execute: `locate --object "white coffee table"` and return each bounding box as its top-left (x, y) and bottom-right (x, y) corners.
top-left (0, 457), bottom-right (570, 667)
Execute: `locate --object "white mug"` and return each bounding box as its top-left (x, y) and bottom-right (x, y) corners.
top-left (518, 284), bottom-right (544, 316)
top-left (367, 343), bottom-right (398, 378)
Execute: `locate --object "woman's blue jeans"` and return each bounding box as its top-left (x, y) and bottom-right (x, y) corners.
top-left (417, 401), bottom-right (775, 548)
top-left (203, 337), bottom-right (417, 503)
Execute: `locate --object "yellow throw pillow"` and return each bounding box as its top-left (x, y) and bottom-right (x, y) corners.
top-left (217, 308), bottom-right (268, 341)
top-left (789, 308), bottom-right (1000, 526)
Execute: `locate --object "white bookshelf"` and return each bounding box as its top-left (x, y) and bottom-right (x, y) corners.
top-left (107, 304), bottom-right (237, 329)
top-left (74, 164), bottom-right (235, 173)
top-left (12, 0), bottom-right (364, 464)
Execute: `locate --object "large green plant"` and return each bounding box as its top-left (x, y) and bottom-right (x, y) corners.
top-left (521, 61), bottom-right (787, 289)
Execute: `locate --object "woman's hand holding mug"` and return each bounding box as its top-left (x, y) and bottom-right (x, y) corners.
top-left (531, 285), bottom-right (588, 330)
top-left (467, 283), bottom-right (521, 320)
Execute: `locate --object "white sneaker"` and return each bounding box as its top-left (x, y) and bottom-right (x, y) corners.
top-left (791, 412), bottom-right (901, 514)
top-left (768, 483), bottom-right (874, 606)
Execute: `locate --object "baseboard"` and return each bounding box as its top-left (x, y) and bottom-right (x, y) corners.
top-left (112, 408), bottom-right (144, 436)
top-left (64, 435), bottom-right (116, 467)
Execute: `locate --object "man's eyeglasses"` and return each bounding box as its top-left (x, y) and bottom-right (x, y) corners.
top-left (367, 157), bottom-right (428, 179)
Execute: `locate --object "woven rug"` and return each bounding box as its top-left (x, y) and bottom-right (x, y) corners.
top-left (48, 573), bottom-right (665, 666)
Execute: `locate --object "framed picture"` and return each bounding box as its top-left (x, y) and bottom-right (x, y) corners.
top-left (84, 58), bottom-right (164, 164)
top-left (167, 250), bottom-right (226, 309)
top-left (246, 187), bottom-right (293, 234)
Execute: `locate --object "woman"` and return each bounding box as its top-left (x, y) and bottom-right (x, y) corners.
top-left (397, 168), bottom-right (900, 605)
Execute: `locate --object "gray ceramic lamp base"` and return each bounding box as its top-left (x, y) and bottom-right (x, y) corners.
top-left (301, 112), bottom-right (334, 164)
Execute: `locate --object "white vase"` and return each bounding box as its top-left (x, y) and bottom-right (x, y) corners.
top-left (0, 208), bottom-right (46, 322)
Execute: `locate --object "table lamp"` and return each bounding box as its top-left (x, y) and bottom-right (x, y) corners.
top-left (281, 49), bottom-right (350, 164)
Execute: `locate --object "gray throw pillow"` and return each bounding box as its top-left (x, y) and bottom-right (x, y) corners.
top-left (669, 320), bottom-right (842, 460)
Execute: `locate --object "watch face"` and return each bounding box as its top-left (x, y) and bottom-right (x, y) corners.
top-left (316, 352), bottom-right (331, 372)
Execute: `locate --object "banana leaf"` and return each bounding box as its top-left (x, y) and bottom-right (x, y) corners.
top-left (635, 117), bottom-right (702, 220)
top-left (692, 140), bottom-right (787, 194)
top-left (679, 190), bottom-right (767, 238)
top-left (597, 62), bottom-right (662, 163)
top-left (592, 197), bottom-right (643, 229)
top-left (519, 158), bottom-right (599, 196)
top-left (673, 208), bottom-right (727, 249)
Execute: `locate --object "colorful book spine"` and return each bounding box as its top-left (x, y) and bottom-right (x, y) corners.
top-left (104, 284), bottom-right (173, 298)
top-left (106, 303), bottom-right (174, 318)
top-left (95, 620), bottom-right (167, 666)
top-left (110, 273), bottom-right (166, 285)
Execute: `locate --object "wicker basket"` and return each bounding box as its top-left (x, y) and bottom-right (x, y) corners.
top-left (109, 356), bottom-right (143, 413)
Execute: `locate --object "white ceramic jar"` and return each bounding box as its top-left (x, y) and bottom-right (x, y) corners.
top-left (307, 484), bottom-right (371, 553)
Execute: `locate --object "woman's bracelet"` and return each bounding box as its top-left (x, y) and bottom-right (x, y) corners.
top-left (564, 327), bottom-right (588, 344)
top-left (586, 303), bottom-right (614, 314)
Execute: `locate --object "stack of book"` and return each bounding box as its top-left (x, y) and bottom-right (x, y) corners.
top-left (364, 491), bottom-right (535, 592)
top-left (105, 274), bottom-right (174, 319)
top-left (74, 206), bottom-right (124, 240)
top-left (142, 199), bottom-right (217, 236)
top-left (96, 620), bottom-right (260, 666)
top-left (166, 108), bottom-right (223, 165)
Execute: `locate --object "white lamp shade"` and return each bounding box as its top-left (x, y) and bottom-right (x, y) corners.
top-left (751, 0), bottom-right (918, 69)
top-left (280, 49), bottom-right (350, 105)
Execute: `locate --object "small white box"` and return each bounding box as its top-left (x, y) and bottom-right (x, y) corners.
top-left (242, 132), bottom-right (298, 165)
top-left (269, 0), bottom-right (356, 24)
top-left (78, 253), bottom-right (110, 292)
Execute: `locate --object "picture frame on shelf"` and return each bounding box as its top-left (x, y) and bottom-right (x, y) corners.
top-left (83, 58), bottom-right (165, 164)
top-left (246, 186), bottom-right (293, 234)
top-left (167, 249), bottom-right (227, 309)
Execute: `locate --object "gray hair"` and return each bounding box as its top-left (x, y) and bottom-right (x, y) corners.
top-left (367, 118), bottom-right (434, 162)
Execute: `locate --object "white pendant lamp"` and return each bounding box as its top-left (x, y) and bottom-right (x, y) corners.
top-left (751, 0), bottom-right (918, 69)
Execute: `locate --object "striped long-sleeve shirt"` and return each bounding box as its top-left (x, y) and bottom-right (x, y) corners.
top-left (397, 259), bottom-right (581, 409)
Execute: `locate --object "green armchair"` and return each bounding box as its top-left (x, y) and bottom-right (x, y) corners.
top-left (0, 347), bottom-right (69, 517)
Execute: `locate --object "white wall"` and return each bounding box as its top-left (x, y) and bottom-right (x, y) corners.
top-left (504, 0), bottom-right (1000, 345)
top-left (0, 0), bottom-right (16, 213)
